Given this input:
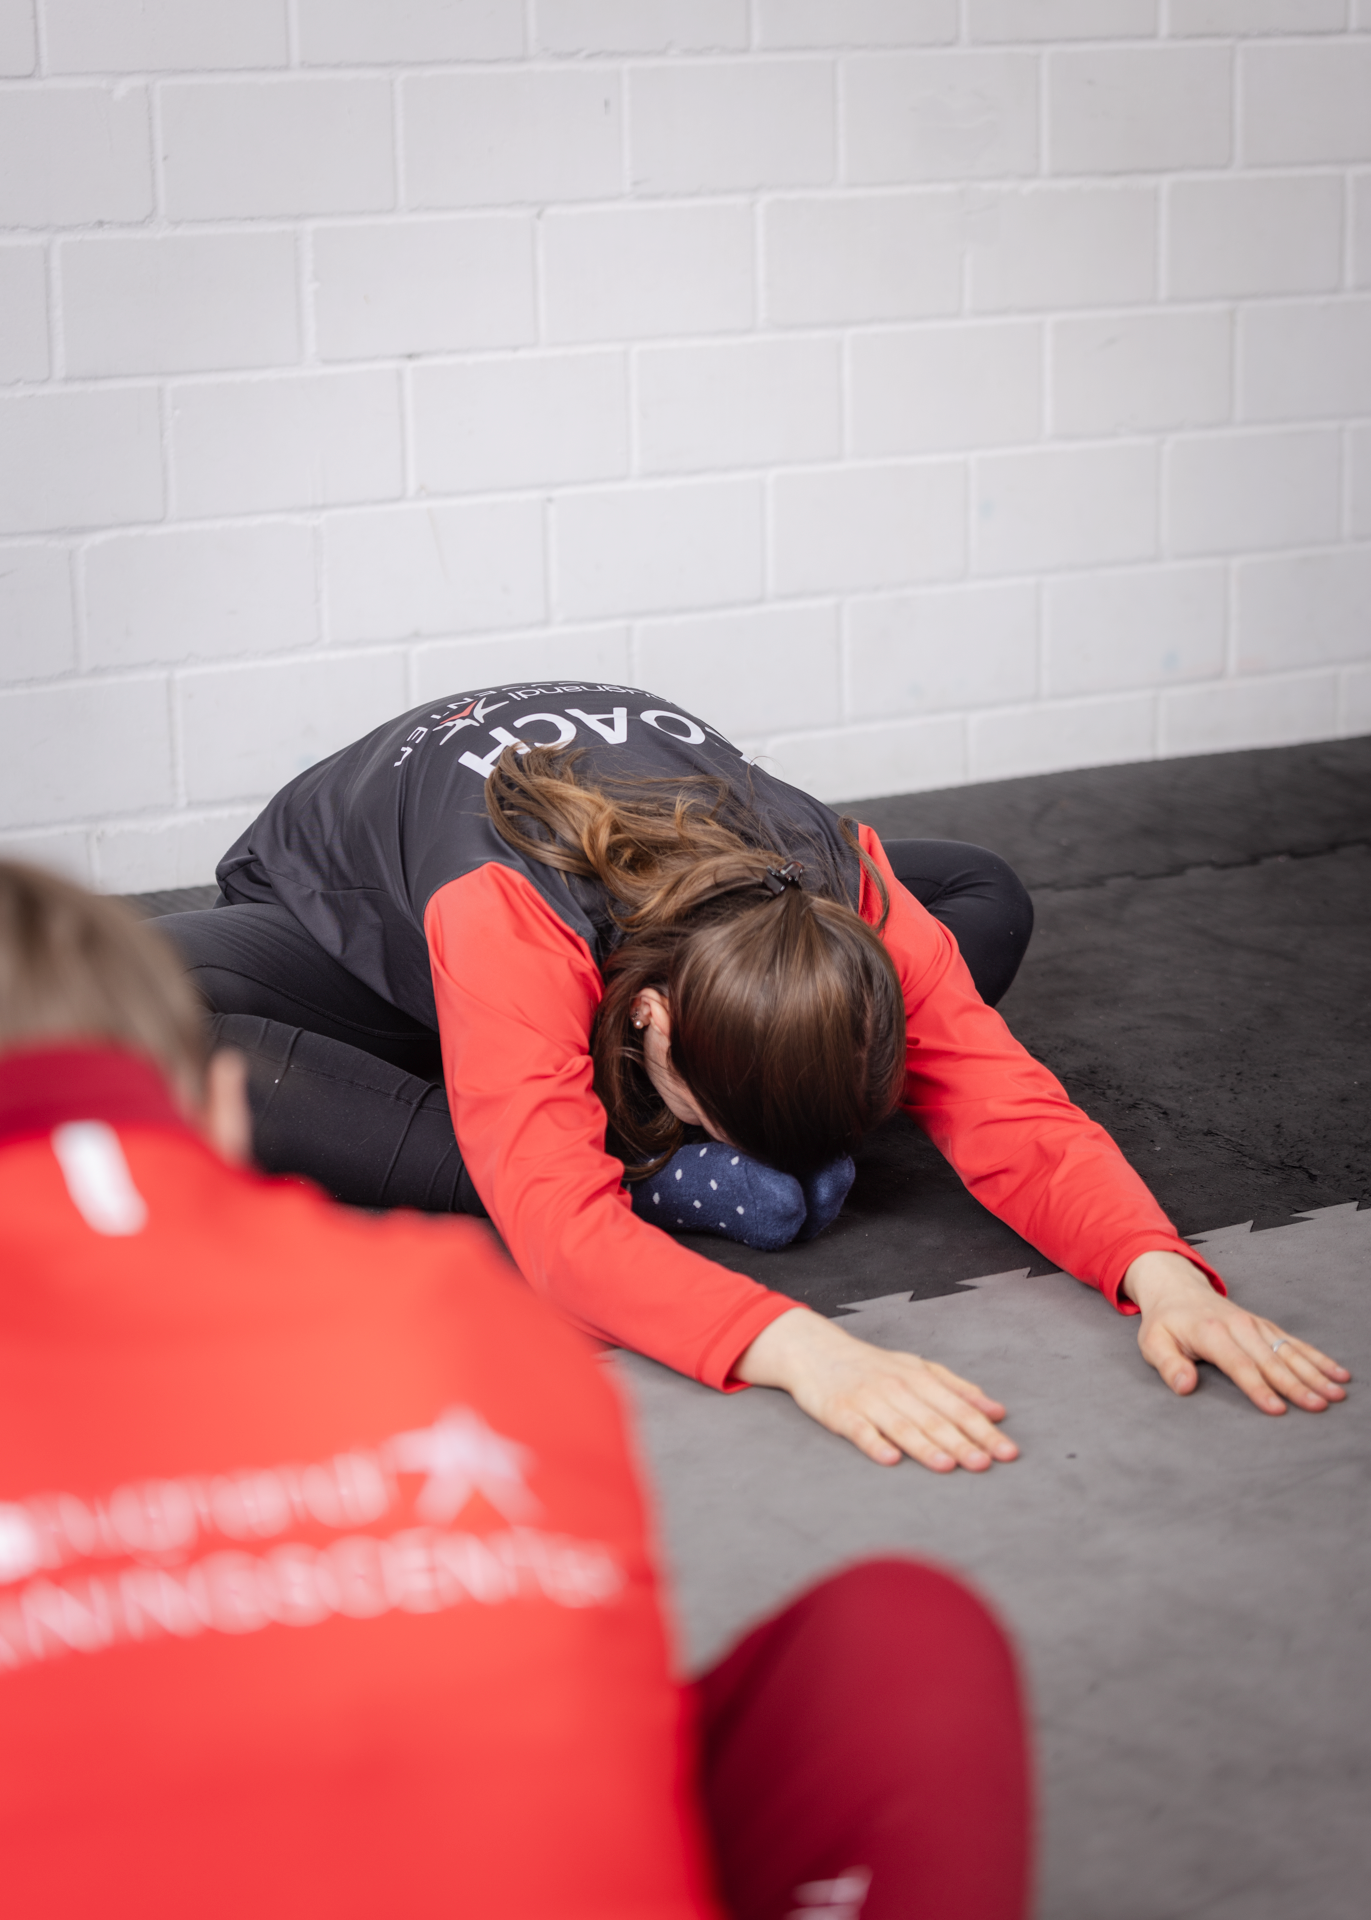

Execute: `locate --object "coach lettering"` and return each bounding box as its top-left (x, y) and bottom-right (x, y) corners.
top-left (458, 727), bottom-right (527, 780)
top-left (566, 707), bottom-right (628, 745)
top-left (641, 710), bottom-right (705, 745)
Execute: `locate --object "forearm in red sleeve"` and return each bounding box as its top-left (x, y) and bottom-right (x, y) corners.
top-left (857, 827), bottom-right (1225, 1312)
top-left (423, 865), bottom-right (794, 1388)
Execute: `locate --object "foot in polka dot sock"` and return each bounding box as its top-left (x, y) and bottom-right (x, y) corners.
top-left (797, 1155), bottom-right (857, 1241)
top-left (629, 1140), bottom-right (806, 1252)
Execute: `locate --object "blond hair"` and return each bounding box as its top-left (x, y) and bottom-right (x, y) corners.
top-left (0, 860), bottom-right (206, 1101)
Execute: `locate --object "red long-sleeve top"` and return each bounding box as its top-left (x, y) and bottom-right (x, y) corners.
top-left (0, 1045), bottom-right (714, 1918)
top-left (427, 824), bottom-right (1222, 1391)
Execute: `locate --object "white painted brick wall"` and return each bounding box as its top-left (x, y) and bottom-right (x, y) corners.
top-left (1167, 176), bottom-right (1344, 298)
top-left (0, 7), bottom-right (1367, 889)
top-left (1164, 429), bottom-right (1341, 557)
top-left (60, 234), bottom-right (300, 375)
top-left (299, 0), bottom-right (524, 67)
top-left (83, 524), bottom-right (318, 666)
top-left (43, 1), bottom-right (288, 75)
top-left (406, 70), bottom-right (624, 207)
top-left (554, 479), bottom-right (764, 617)
top-left (764, 192), bottom-right (963, 323)
top-left (312, 218), bottom-right (536, 359)
top-left (850, 322), bottom-right (1042, 453)
top-left (0, 0), bottom-right (36, 75)
top-left (325, 501), bottom-right (546, 642)
top-left (0, 544), bottom-right (74, 682)
top-left (638, 338), bottom-right (842, 472)
top-left (0, 243), bottom-right (48, 381)
top-left (170, 371), bottom-right (405, 516)
top-left (0, 85), bottom-right (153, 226)
top-left (1051, 311), bottom-right (1230, 436)
top-left (773, 462), bottom-right (966, 593)
top-left (412, 352), bottom-right (628, 493)
top-left (160, 79), bottom-right (396, 221)
top-left (1352, 425), bottom-right (1371, 536)
top-left (843, 51), bottom-right (1039, 183)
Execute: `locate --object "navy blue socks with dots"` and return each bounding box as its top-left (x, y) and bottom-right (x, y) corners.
top-left (797, 1155), bottom-right (857, 1242)
top-left (629, 1141), bottom-right (855, 1252)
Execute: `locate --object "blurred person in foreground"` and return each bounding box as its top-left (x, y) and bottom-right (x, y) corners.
top-left (0, 860), bottom-right (1030, 1920)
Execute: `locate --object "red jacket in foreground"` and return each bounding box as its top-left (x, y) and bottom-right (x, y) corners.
top-left (428, 825), bottom-right (1223, 1389)
top-left (0, 1046), bottom-right (715, 1920)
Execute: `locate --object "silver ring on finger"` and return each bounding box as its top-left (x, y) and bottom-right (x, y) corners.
top-left (1270, 1337), bottom-right (1288, 1355)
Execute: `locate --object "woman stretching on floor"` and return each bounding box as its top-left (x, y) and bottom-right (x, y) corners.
top-left (159, 682), bottom-right (1349, 1472)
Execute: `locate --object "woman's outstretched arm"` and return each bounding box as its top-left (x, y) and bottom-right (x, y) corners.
top-left (858, 828), bottom-right (1351, 1417)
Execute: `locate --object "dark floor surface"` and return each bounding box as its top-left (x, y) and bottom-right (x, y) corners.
top-left (127, 736), bottom-right (1371, 1314)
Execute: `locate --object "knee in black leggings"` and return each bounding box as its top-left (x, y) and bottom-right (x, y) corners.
top-left (882, 839), bottom-right (1034, 1007)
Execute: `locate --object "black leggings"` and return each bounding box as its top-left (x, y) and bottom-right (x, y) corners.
top-left (155, 842), bottom-right (1032, 1214)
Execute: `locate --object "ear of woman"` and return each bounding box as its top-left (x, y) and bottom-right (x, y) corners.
top-left (631, 988), bottom-right (718, 1134)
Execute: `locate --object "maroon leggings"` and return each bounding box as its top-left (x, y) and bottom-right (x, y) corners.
top-left (696, 1560), bottom-right (1032, 1920)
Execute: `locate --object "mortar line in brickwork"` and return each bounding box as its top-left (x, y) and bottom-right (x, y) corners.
top-left (617, 48), bottom-right (632, 204)
top-left (750, 196), bottom-right (765, 333)
top-left (69, 538), bottom-right (91, 679)
top-left (156, 382), bottom-right (177, 522)
top-left (28, 3), bottom-right (52, 76)
top-left (43, 233), bottom-right (64, 384)
top-left (531, 208), bottom-right (550, 350)
top-left (838, 329), bottom-right (853, 461)
top-left (146, 78), bottom-right (168, 228)
top-left (1223, 40), bottom-right (1238, 175)
top-left (830, 46), bottom-right (845, 191)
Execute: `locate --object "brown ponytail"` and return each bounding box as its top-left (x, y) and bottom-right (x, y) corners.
top-left (486, 746), bottom-right (907, 1176)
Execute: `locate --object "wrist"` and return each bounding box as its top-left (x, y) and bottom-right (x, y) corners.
top-left (1122, 1249), bottom-right (1216, 1315)
top-left (732, 1306), bottom-right (827, 1390)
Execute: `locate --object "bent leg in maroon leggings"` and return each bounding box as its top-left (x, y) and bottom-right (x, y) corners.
top-left (695, 1559), bottom-right (1032, 1920)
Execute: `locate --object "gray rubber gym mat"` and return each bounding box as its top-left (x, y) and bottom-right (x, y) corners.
top-left (616, 1203), bottom-right (1370, 1920)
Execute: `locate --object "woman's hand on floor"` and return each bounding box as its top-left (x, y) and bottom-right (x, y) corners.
top-left (732, 1308), bottom-right (1019, 1472)
top-left (1122, 1250), bottom-right (1351, 1414)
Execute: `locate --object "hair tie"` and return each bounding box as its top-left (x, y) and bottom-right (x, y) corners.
top-left (762, 861), bottom-right (805, 896)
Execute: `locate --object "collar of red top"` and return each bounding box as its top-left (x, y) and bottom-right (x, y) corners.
top-left (0, 1045), bottom-right (188, 1149)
